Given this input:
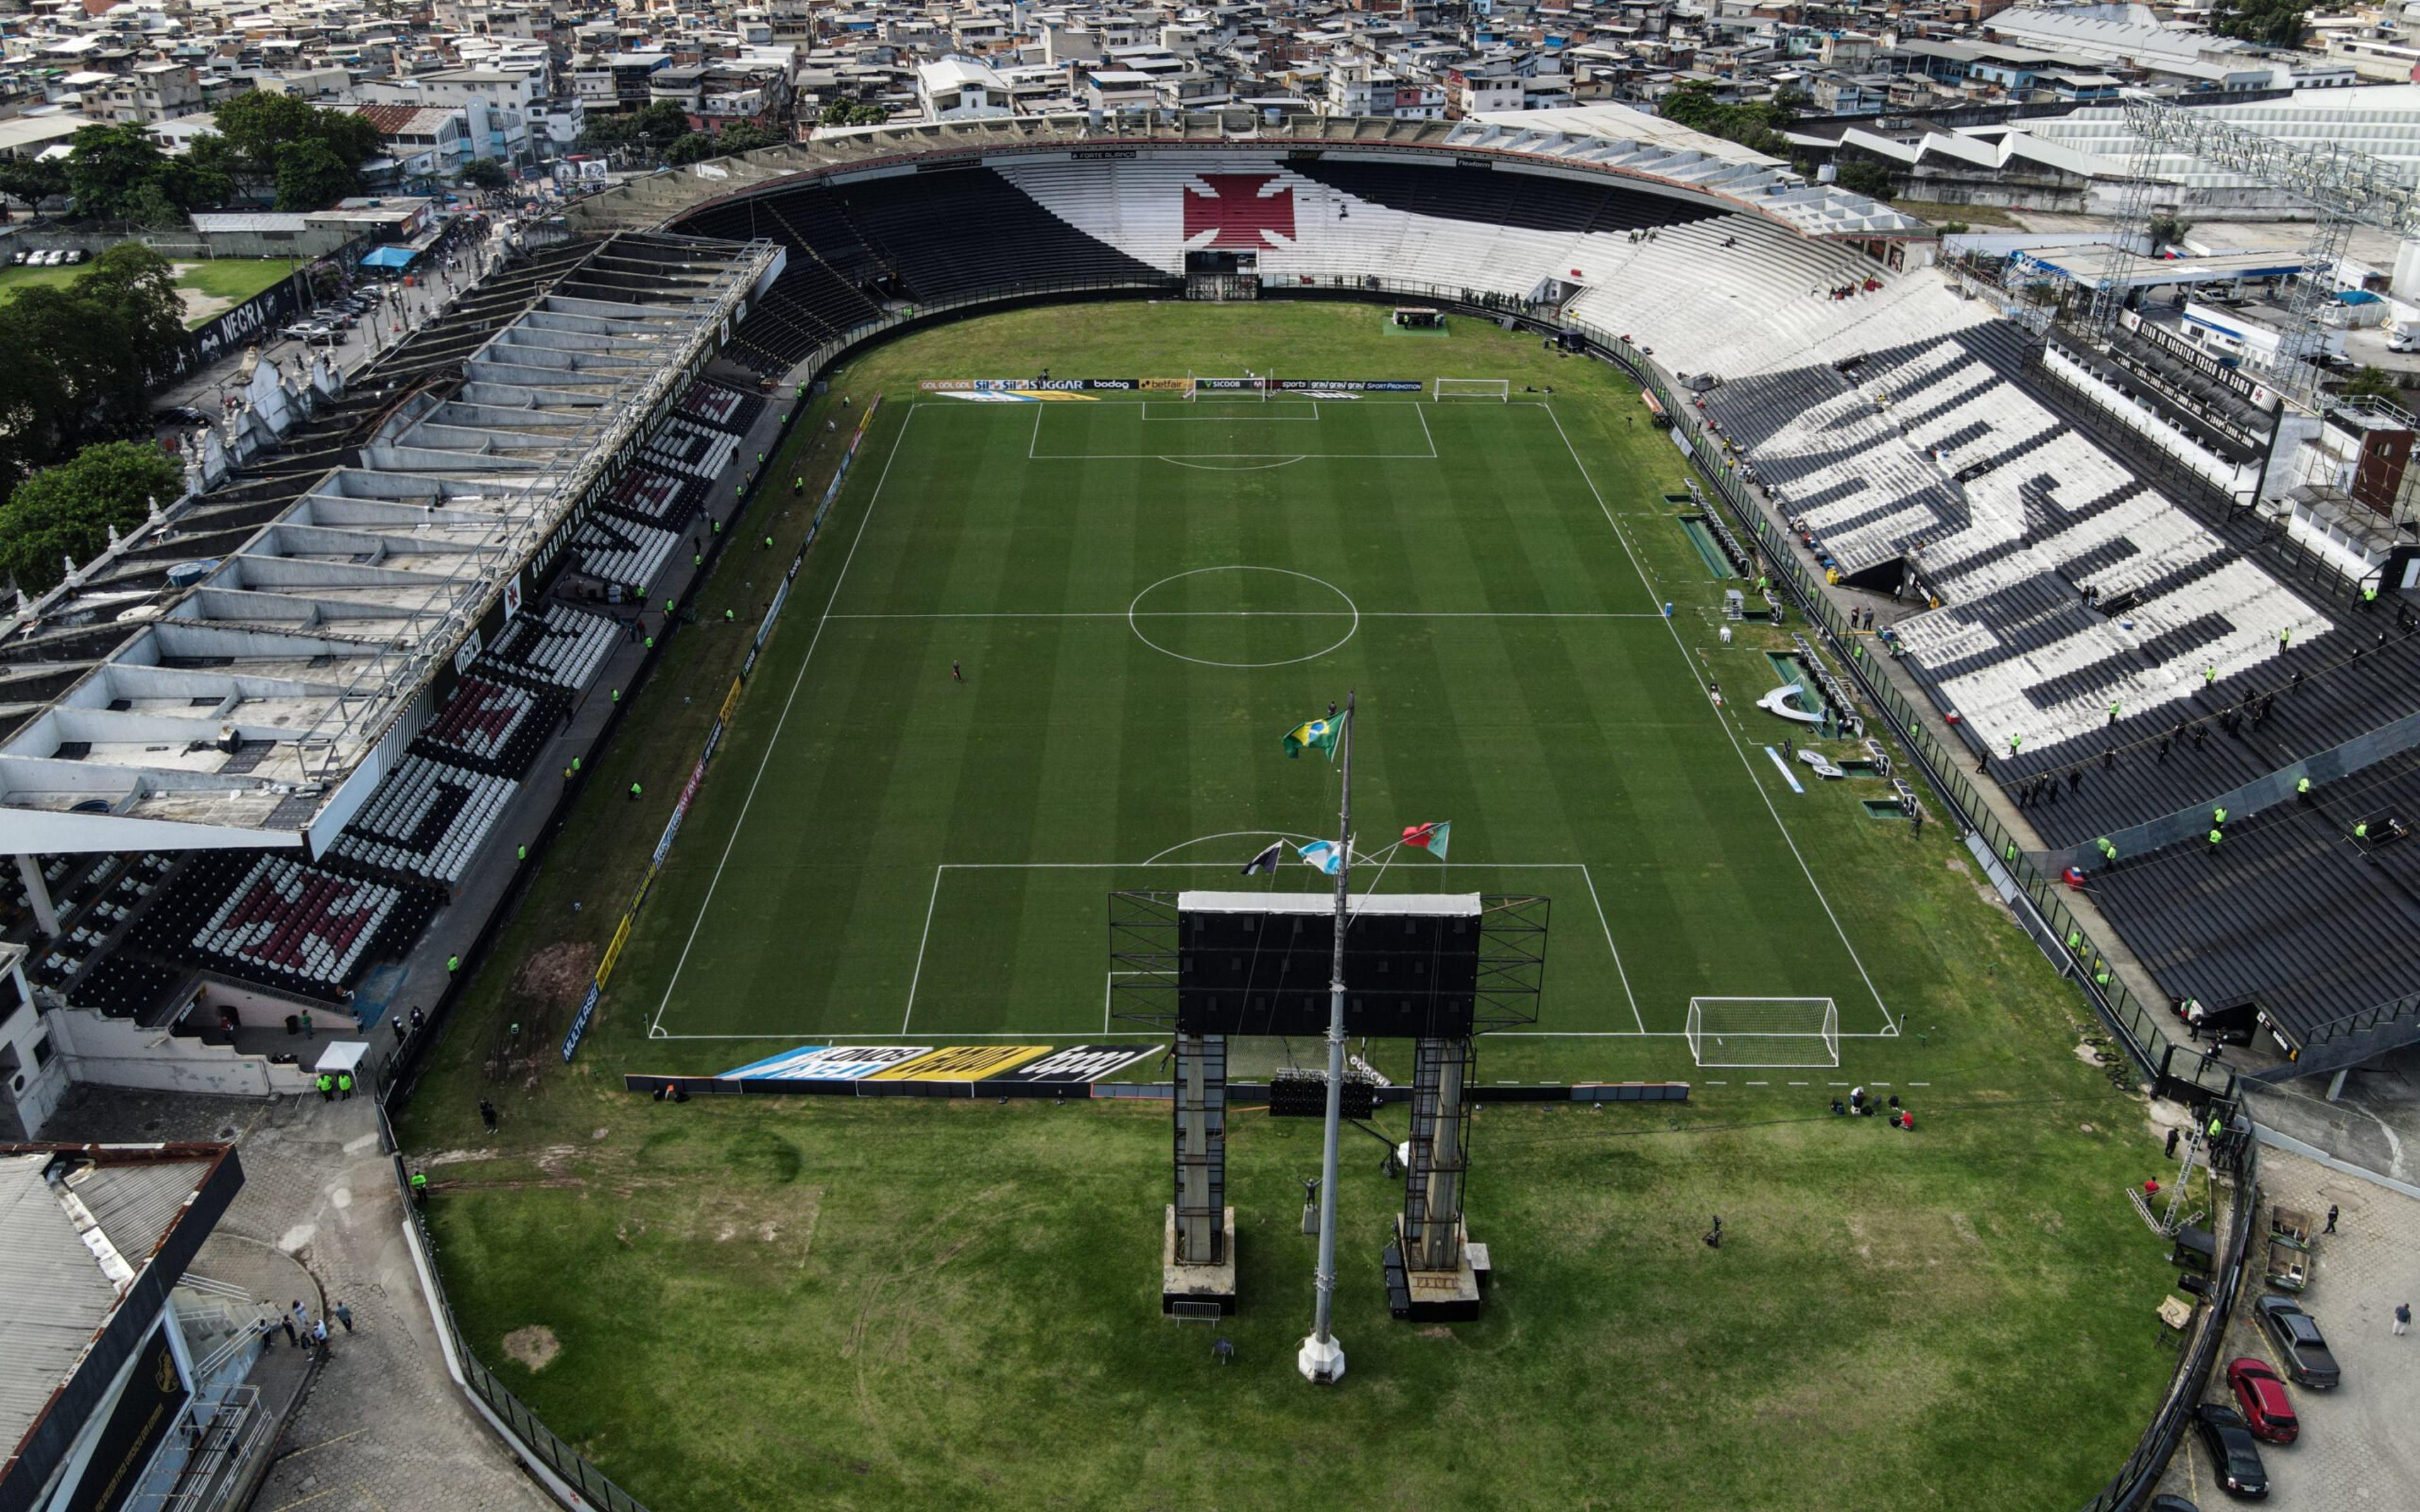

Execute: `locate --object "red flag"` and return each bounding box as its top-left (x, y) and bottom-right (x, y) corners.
top-left (1400, 822), bottom-right (1451, 861)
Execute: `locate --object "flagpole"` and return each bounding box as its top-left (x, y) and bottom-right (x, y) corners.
top-left (1301, 690), bottom-right (1354, 1384)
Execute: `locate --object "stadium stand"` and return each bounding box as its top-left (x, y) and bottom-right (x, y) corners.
top-left (325, 755), bottom-right (520, 890)
top-left (410, 676), bottom-right (570, 780)
top-left (483, 605), bottom-right (624, 692)
top-left (125, 852), bottom-right (437, 1000)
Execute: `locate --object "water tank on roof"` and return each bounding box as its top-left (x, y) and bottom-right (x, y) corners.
top-left (166, 560), bottom-right (217, 587)
top-left (1817, 163), bottom-right (1838, 184)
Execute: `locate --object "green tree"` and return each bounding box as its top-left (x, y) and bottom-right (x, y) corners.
top-left (2147, 214), bottom-right (2194, 253)
top-left (64, 124), bottom-right (172, 220)
top-left (461, 157), bottom-right (509, 190)
top-left (2342, 365), bottom-right (2402, 404)
top-left (2213, 0), bottom-right (2307, 47)
top-left (0, 439), bottom-right (183, 594)
top-left (1833, 158), bottom-right (1895, 199)
top-left (713, 122), bottom-right (786, 154)
top-left (1657, 84), bottom-right (1794, 156)
top-left (0, 245), bottom-right (193, 491)
top-left (209, 90), bottom-right (320, 171)
top-left (274, 139), bottom-right (357, 212)
top-left (0, 156), bottom-right (67, 210)
top-left (664, 132), bottom-right (720, 166)
top-left (74, 244), bottom-right (190, 384)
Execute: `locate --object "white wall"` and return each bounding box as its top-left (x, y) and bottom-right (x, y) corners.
top-left (46, 1009), bottom-right (311, 1098)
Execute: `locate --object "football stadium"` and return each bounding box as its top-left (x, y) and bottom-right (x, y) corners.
top-left (14, 109), bottom-right (2420, 1511)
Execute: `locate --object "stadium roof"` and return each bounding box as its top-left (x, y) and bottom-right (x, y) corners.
top-left (0, 232), bottom-right (778, 856)
top-left (566, 111), bottom-right (1930, 244)
top-left (0, 1145), bottom-right (238, 1498)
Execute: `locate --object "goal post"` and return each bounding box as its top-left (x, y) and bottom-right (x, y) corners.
top-left (1685, 998), bottom-right (1840, 1068)
top-left (1433, 377), bottom-right (1511, 402)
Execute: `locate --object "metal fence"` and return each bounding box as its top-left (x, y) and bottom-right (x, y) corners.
top-left (387, 1140), bottom-right (657, 1512)
top-left (2076, 1104), bottom-right (2259, 1512)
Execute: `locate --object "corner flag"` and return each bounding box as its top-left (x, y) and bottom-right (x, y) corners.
top-left (1400, 821), bottom-right (1451, 861)
top-left (1284, 716), bottom-right (1340, 760)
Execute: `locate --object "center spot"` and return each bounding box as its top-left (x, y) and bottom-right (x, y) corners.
top-left (1127, 566), bottom-right (1359, 668)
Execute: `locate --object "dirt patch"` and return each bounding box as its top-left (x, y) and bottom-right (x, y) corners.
top-left (502, 1325), bottom-right (560, 1372)
top-left (1418, 1325), bottom-right (1455, 1340)
top-left (1944, 857), bottom-right (1970, 875)
top-left (514, 942), bottom-right (599, 1010)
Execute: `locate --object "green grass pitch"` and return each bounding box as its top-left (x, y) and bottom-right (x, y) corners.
top-left (405, 305), bottom-right (2180, 1512)
top-left (637, 392), bottom-right (1887, 1052)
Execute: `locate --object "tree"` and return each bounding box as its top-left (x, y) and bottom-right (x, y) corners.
top-left (461, 157), bottom-right (509, 190)
top-left (2148, 214), bottom-right (2194, 253)
top-left (274, 139), bottom-right (357, 212)
top-left (0, 245), bottom-right (193, 493)
top-left (2342, 365), bottom-right (2402, 404)
top-left (74, 244), bottom-right (190, 384)
top-left (0, 440), bottom-right (184, 595)
top-left (814, 100), bottom-right (890, 128)
top-left (0, 156), bottom-right (66, 210)
top-left (664, 132), bottom-right (722, 166)
top-left (2214, 0), bottom-right (2307, 47)
top-left (1833, 158), bottom-right (1895, 200)
top-left (64, 125), bottom-right (173, 221)
top-left (1657, 84), bottom-right (1794, 157)
top-left (713, 122), bottom-right (786, 154)
top-left (210, 91), bottom-right (319, 172)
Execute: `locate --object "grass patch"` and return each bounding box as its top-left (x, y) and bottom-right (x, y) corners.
top-left (400, 301), bottom-right (2177, 1509)
top-left (0, 256), bottom-right (297, 327)
top-left (1889, 200), bottom-right (2024, 229)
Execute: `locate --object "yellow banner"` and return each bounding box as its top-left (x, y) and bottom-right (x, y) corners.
top-left (866, 1045), bottom-right (1054, 1082)
top-left (596, 915), bottom-right (634, 987)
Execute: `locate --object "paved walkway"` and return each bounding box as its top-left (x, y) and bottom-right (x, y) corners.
top-left (2157, 1146), bottom-right (2420, 1508)
top-left (40, 1085), bottom-right (552, 1512)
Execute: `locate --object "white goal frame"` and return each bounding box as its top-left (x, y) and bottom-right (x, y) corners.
top-left (1433, 377), bottom-right (1511, 402)
top-left (1685, 997), bottom-right (1840, 1068)
top-left (1188, 376), bottom-right (1269, 403)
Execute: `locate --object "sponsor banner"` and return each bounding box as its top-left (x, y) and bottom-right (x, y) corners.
top-left (1140, 377), bottom-right (1192, 391)
top-left (560, 982), bottom-right (602, 1062)
top-left (1272, 378), bottom-right (1424, 392)
top-left (982, 1044), bottom-right (1159, 1083)
top-left (937, 390), bottom-right (1041, 403)
top-left (1071, 148), bottom-right (1138, 160)
top-left (919, 379), bottom-right (1136, 392)
top-left (1196, 377), bottom-right (1263, 391)
top-left (723, 1045), bottom-right (933, 1081)
top-left (865, 1045), bottom-right (1053, 1081)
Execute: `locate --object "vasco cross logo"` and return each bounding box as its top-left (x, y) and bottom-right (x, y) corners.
top-left (1183, 173), bottom-right (1297, 249)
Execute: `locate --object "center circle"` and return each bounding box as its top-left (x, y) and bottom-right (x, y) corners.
top-left (1127, 566), bottom-right (1360, 668)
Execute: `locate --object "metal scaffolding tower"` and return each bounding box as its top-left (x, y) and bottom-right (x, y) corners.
top-left (2094, 96), bottom-right (2420, 406)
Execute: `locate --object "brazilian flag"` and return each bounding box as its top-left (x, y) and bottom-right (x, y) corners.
top-left (1283, 716), bottom-right (1340, 760)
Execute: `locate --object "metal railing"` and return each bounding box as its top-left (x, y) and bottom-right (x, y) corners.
top-left (389, 1143), bottom-right (658, 1512)
top-left (2077, 1104), bottom-right (2258, 1512)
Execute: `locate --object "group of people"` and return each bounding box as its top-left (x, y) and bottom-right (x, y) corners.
top-left (259, 1297), bottom-right (354, 1360)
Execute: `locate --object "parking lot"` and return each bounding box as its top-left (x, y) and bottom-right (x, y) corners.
top-left (2158, 1147), bottom-right (2420, 1506)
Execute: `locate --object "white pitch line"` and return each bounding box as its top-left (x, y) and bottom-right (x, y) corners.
top-left (821, 610), bottom-right (1659, 621)
top-left (1543, 403), bottom-right (1896, 1035)
top-left (648, 404), bottom-right (922, 1038)
top-left (1414, 400), bottom-right (1438, 459)
top-left (900, 866), bottom-right (947, 1034)
top-left (1579, 864), bottom-right (1645, 1034)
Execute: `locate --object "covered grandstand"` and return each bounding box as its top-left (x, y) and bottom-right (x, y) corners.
top-left (0, 231), bottom-right (779, 1045)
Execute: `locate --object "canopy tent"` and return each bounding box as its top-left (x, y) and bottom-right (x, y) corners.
top-left (313, 1040), bottom-right (371, 1077)
top-left (358, 244), bottom-right (419, 270)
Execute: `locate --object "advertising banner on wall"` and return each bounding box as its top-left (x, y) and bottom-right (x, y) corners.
top-left (718, 1043), bottom-right (1158, 1085)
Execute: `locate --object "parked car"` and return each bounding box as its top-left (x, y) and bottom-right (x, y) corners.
top-left (64, 246), bottom-right (86, 263)
top-left (2191, 1403), bottom-right (2269, 1499)
top-left (280, 323), bottom-right (323, 340)
top-left (2225, 1358), bottom-right (2298, 1443)
top-left (8, 251), bottom-right (26, 265)
top-left (2254, 1295), bottom-right (2341, 1389)
top-left (2148, 1498), bottom-right (2202, 1512)
top-left (154, 406), bottom-right (214, 427)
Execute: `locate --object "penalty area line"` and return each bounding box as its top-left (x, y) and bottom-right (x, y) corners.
top-left (1542, 403), bottom-right (1898, 1036)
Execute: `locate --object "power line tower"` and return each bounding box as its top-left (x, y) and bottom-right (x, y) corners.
top-left (2094, 95), bottom-right (2420, 408)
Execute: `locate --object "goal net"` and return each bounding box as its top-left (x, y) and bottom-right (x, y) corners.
top-left (1190, 377), bottom-right (1268, 402)
top-left (1685, 998), bottom-right (1840, 1068)
top-left (1432, 377), bottom-right (1510, 402)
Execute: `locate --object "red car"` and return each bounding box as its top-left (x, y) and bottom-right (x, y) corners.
top-left (2227, 1357), bottom-right (2299, 1444)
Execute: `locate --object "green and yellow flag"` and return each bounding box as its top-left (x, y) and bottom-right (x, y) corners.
top-left (1283, 716), bottom-right (1340, 760)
